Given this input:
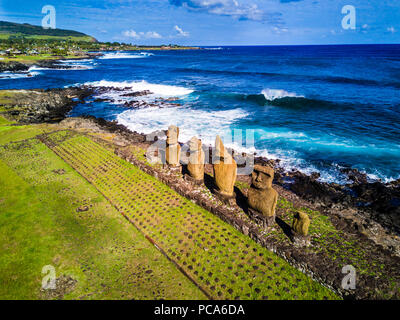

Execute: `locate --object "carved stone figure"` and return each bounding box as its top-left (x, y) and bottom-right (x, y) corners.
top-left (213, 135), bottom-right (237, 201)
top-left (187, 136), bottom-right (205, 183)
top-left (292, 210), bottom-right (310, 236)
top-left (247, 165), bottom-right (278, 228)
top-left (165, 125), bottom-right (181, 167)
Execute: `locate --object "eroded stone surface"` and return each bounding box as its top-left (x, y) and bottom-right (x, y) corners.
top-left (248, 165), bottom-right (278, 227)
top-left (166, 125), bottom-right (181, 167)
top-left (213, 135), bottom-right (237, 199)
top-left (187, 136), bottom-right (205, 182)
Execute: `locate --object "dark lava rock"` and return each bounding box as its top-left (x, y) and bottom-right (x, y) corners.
top-left (340, 167), bottom-right (368, 184)
top-left (121, 90), bottom-right (152, 97)
top-left (0, 87), bottom-right (92, 124)
top-left (0, 61), bottom-right (29, 72)
top-left (76, 205), bottom-right (89, 212)
top-left (40, 275), bottom-right (77, 300)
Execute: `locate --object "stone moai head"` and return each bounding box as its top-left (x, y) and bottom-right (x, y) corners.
top-left (189, 136), bottom-right (202, 152)
top-left (167, 125), bottom-right (179, 145)
top-left (292, 210), bottom-right (310, 236)
top-left (252, 165), bottom-right (274, 190)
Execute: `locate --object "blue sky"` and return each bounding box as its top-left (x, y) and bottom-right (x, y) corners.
top-left (0, 0), bottom-right (399, 45)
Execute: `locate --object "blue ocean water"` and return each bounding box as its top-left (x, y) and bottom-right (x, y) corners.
top-left (1, 45), bottom-right (400, 183)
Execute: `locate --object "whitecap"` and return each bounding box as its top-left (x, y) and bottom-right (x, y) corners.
top-left (0, 71), bottom-right (41, 79)
top-left (85, 80), bottom-right (194, 98)
top-left (261, 88), bottom-right (303, 101)
top-left (99, 51), bottom-right (154, 59)
top-left (117, 106), bottom-right (249, 146)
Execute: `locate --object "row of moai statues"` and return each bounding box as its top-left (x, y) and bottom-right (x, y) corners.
top-left (164, 125), bottom-right (310, 240)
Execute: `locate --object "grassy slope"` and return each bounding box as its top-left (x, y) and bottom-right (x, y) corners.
top-left (0, 34), bottom-right (94, 42)
top-left (47, 130), bottom-right (338, 300)
top-left (0, 21), bottom-right (95, 42)
top-left (0, 119), bottom-right (205, 300)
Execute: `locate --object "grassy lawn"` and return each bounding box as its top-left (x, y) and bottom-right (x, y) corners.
top-left (44, 130), bottom-right (339, 300)
top-left (0, 123), bottom-right (206, 300)
top-left (1, 53), bottom-right (89, 64)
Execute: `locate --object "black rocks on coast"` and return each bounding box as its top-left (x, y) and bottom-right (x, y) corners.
top-left (0, 87), bottom-right (93, 123)
top-left (272, 166), bottom-right (400, 235)
top-left (0, 61), bottom-right (28, 72)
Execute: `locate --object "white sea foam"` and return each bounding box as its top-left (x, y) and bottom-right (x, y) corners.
top-left (28, 59), bottom-right (96, 71)
top-left (261, 88), bottom-right (303, 101)
top-left (58, 59), bottom-right (96, 70)
top-left (0, 71), bottom-right (41, 79)
top-left (99, 51), bottom-right (153, 59)
top-left (365, 171), bottom-right (400, 184)
top-left (86, 80), bottom-right (194, 98)
top-left (117, 106), bottom-right (249, 146)
top-left (116, 106), bottom-right (349, 182)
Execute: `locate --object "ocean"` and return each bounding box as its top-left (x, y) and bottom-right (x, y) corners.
top-left (1, 45), bottom-right (400, 184)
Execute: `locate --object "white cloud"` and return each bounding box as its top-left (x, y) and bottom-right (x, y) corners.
top-left (362, 24), bottom-right (368, 29)
top-left (387, 26), bottom-right (396, 33)
top-left (123, 30), bottom-right (140, 39)
top-left (144, 31), bottom-right (162, 39)
top-left (272, 26), bottom-right (288, 34)
top-left (174, 25), bottom-right (189, 37)
top-left (169, 0), bottom-right (270, 22)
top-left (123, 30), bottom-right (162, 39)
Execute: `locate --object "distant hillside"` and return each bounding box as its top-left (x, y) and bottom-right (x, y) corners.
top-left (0, 21), bottom-right (97, 42)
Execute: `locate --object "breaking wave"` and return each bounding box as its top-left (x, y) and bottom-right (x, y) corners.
top-left (99, 52), bottom-right (154, 59)
top-left (0, 70), bottom-right (41, 79)
top-left (85, 79), bottom-right (194, 98)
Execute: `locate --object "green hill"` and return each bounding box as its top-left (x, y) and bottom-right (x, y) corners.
top-left (0, 21), bottom-right (97, 42)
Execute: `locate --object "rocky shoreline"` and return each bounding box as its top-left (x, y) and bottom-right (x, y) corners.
top-left (80, 85), bottom-right (400, 240)
top-left (1, 85), bottom-right (399, 245)
top-left (1, 86), bottom-right (400, 299)
top-left (0, 87), bottom-right (92, 123)
top-left (0, 52), bottom-right (102, 72)
top-left (56, 115), bottom-right (400, 299)
top-left (60, 114), bottom-right (400, 255)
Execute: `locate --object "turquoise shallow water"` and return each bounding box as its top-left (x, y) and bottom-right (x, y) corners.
top-left (1, 45), bottom-right (400, 183)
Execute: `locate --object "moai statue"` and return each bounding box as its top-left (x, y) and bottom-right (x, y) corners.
top-left (213, 135), bottom-right (237, 203)
top-left (292, 210), bottom-right (311, 246)
top-left (165, 125), bottom-right (181, 171)
top-left (187, 136), bottom-right (205, 184)
top-left (247, 165), bottom-right (278, 228)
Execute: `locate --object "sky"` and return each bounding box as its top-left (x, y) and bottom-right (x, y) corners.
top-left (0, 0), bottom-right (399, 45)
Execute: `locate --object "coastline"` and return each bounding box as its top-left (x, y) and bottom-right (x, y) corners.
top-left (1, 85), bottom-right (398, 237)
top-left (0, 47), bottom-right (201, 72)
top-left (1, 89), bottom-right (400, 299)
top-left (0, 52), bottom-right (102, 72)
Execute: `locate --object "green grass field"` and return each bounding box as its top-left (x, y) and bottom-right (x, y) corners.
top-left (0, 119), bottom-right (205, 300)
top-left (42, 130), bottom-right (339, 300)
top-left (0, 115), bottom-right (341, 300)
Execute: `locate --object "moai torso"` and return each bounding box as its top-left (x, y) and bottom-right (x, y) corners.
top-left (187, 137), bottom-right (205, 181)
top-left (166, 125), bottom-right (181, 166)
top-left (247, 165), bottom-right (278, 218)
top-left (213, 135), bottom-right (237, 197)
